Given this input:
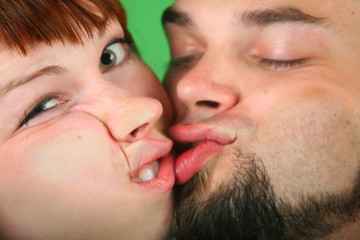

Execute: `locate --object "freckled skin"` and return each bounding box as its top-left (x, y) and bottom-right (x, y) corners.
top-left (0, 20), bottom-right (173, 240)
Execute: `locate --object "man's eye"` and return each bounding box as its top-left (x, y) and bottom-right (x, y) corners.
top-left (100, 40), bottom-right (127, 71)
top-left (169, 55), bottom-right (202, 72)
top-left (19, 94), bottom-right (66, 128)
top-left (259, 58), bottom-right (306, 71)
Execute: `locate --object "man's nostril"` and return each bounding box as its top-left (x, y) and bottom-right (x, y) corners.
top-left (196, 100), bottom-right (220, 108)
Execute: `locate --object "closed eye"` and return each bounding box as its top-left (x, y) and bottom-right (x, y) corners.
top-left (168, 54), bottom-right (202, 72)
top-left (259, 58), bottom-right (306, 71)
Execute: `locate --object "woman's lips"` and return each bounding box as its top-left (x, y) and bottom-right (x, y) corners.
top-left (132, 160), bottom-right (160, 182)
top-left (169, 124), bottom-right (236, 184)
top-left (125, 139), bottom-right (175, 192)
top-left (133, 153), bottom-right (175, 193)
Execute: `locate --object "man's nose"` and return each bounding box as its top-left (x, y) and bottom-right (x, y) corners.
top-left (80, 82), bottom-right (163, 142)
top-left (175, 58), bottom-right (238, 120)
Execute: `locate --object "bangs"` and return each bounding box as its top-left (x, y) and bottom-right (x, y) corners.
top-left (0, 0), bottom-right (130, 55)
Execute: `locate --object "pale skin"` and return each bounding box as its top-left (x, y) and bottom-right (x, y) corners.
top-left (0, 20), bottom-right (174, 240)
top-left (165, 0), bottom-right (360, 238)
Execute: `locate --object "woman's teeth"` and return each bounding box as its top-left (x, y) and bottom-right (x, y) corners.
top-left (133, 160), bottom-right (160, 182)
top-left (139, 168), bottom-right (156, 182)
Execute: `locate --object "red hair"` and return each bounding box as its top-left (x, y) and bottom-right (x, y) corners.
top-left (0, 0), bottom-right (132, 55)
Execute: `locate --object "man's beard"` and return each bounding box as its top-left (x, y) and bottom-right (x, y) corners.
top-left (171, 150), bottom-right (360, 240)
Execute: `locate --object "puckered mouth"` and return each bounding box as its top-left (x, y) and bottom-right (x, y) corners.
top-left (168, 124), bottom-right (236, 184)
top-left (168, 123), bottom-right (236, 145)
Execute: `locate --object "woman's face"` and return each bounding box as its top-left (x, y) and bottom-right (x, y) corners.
top-left (0, 20), bottom-right (174, 240)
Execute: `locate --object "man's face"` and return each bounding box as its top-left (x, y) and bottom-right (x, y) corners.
top-left (164, 0), bottom-right (360, 239)
top-left (0, 20), bottom-right (174, 240)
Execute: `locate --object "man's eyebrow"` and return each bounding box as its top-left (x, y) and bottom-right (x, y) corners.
top-left (162, 6), bottom-right (327, 28)
top-left (237, 7), bottom-right (327, 27)
top-left (0, 65), bottom-right (65, 99)
top-left (162, 7), bottom-right (193, 27)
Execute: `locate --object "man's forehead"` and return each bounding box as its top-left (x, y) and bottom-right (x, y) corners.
top-left (163, 6), bottom-right (327, 29)
top-left (169, 0), bottom-right (358, 24)
top-left (164, 0), bottom-right (360, 44)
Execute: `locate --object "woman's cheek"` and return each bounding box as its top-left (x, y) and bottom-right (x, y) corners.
top-left (0, 112), bottom-right (130, 190)
top-left (26, 130), bottom-right (124, 184)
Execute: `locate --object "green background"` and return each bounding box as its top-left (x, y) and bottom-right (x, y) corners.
top-left (121, 0), bottom-right (175, 81)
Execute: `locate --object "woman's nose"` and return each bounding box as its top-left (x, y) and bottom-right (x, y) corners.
top-left (80, 82), bottom-right (164, 142)
top-left (109, 97), bottom-right (163, 142)
top-left (105, 96), bottom-right (163, 142)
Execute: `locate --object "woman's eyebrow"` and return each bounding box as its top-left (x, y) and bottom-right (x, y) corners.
top-left (0, 65), bottom-right (65, 100)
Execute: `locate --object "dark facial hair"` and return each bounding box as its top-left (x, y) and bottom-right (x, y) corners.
top-left (171, 152), bottom-right (360, 240)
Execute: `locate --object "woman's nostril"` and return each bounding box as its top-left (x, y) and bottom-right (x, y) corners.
top-left (196, 100), bottom-right (220, 108)
top-left (130, 123), bottom-right (149, 139)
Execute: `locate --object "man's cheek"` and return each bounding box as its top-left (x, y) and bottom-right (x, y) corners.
top-left (248, 85), bottom-right (356, 199)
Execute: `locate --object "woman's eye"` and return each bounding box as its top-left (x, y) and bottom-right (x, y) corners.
top-left (20, 94), bottom-right (66, 128)
top-left (259, 58), bottom-right (306, 71)
top-left (100, 40), bottom-right (127, 71)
